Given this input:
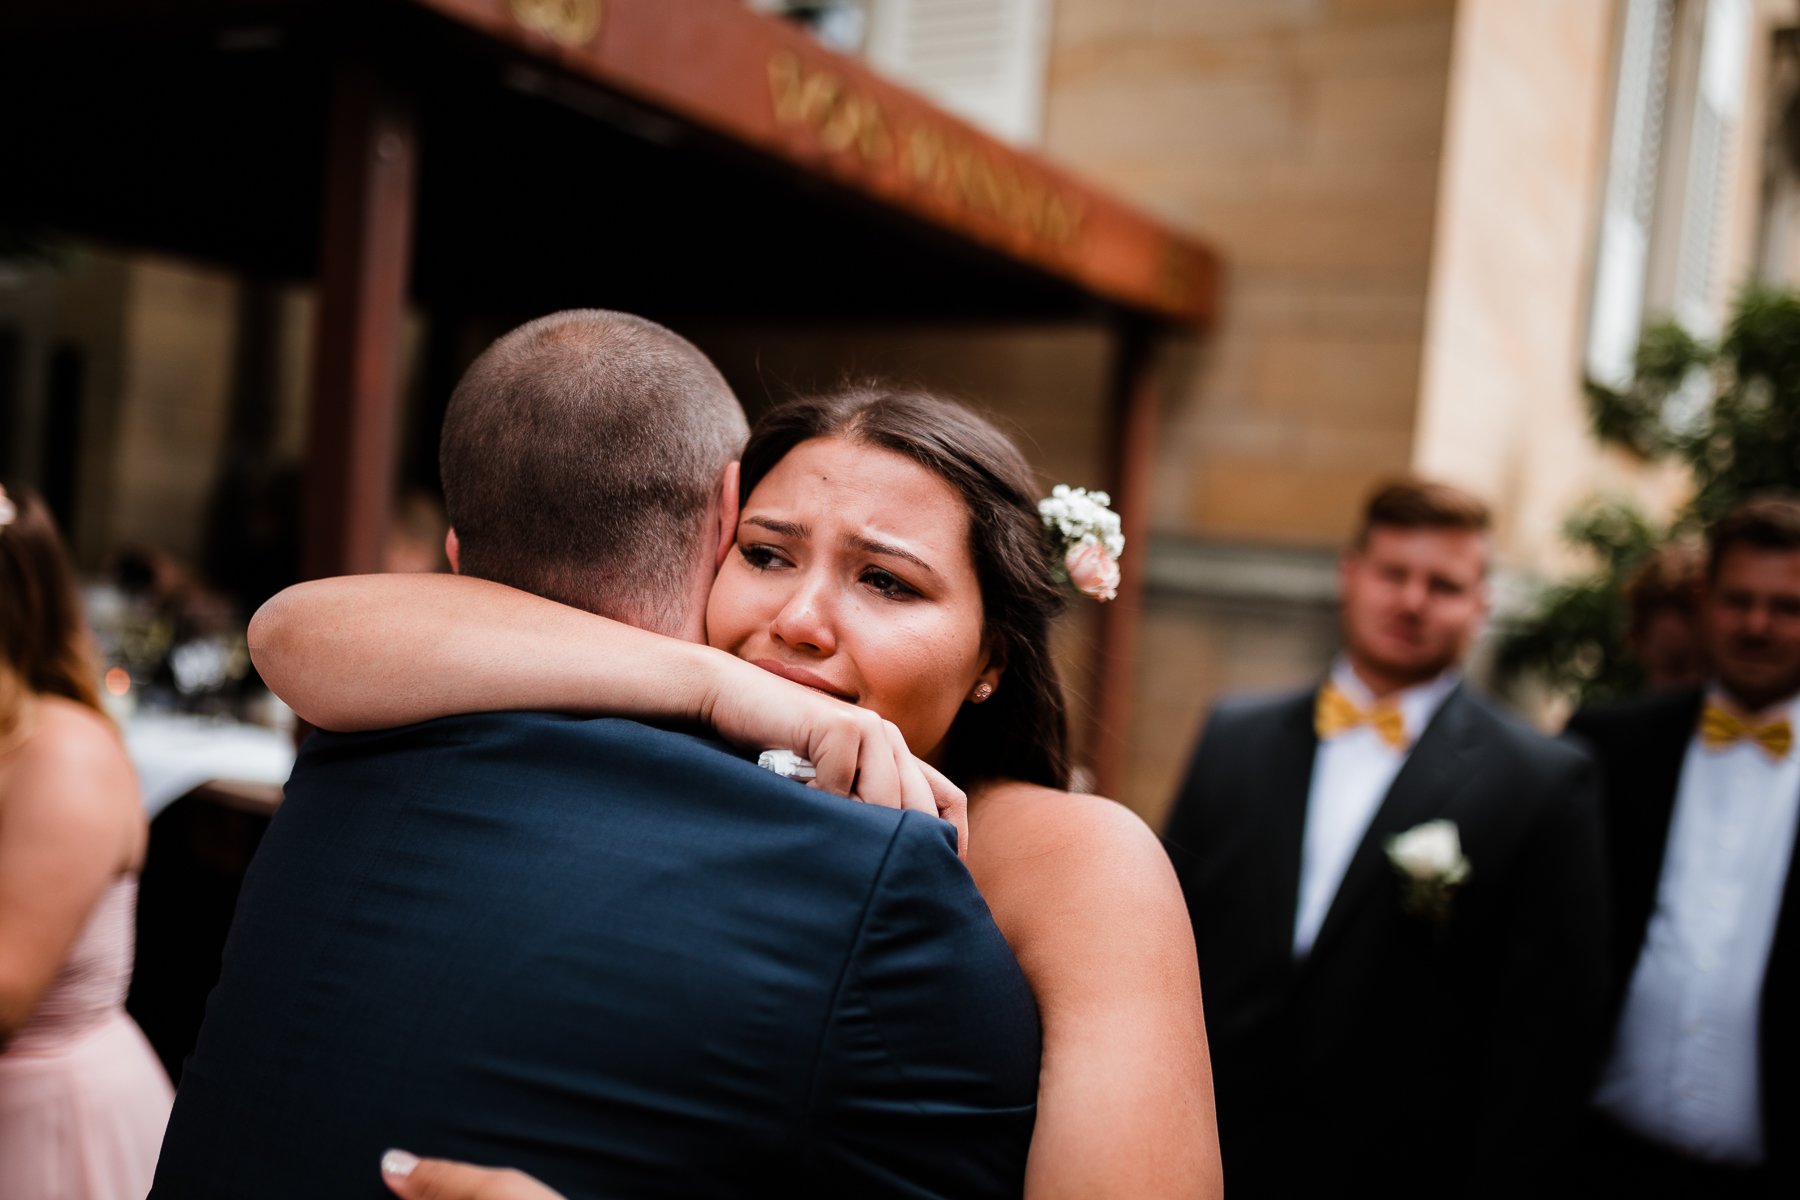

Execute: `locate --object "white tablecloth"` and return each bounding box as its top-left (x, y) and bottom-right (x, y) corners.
top-left (124, 712), bottom-right (297, 819)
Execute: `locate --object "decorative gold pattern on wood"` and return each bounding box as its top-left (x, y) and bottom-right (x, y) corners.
top-left (508, 0), bottom-right (601, 47)
top-left (767, 49), bottom-right (1085, 252)
top-left (391, 0), bottom-right (1214, 323)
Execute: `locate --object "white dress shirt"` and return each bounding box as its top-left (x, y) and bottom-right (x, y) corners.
top-left (1593, 688), bottom-right (1800, 1164)
top-left (1292, 659), bottom-right (1460, 958)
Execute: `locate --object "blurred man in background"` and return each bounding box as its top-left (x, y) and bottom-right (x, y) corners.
top-left (1567, 496), bottom-right (1800, 1198)
top-left (1623, 541), bottom-right (1707, 693)
top-left (1165, 479), bottom-right (1608, 1198)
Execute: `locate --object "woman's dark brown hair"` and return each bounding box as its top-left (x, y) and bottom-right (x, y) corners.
top-left (0, 482), bottom-right (105, 737)
top-left (739, 385), bottom-right (1071, 789)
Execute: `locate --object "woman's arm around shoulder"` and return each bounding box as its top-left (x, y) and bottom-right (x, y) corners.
top-left (251, 575), bottom-right (962, 836)
top-left (968, 783), bottom-right (1221, 1200)
top-left (249, 574), bottom-right (729, 733)
top-left (0, 699), bottom-right (144, 1040)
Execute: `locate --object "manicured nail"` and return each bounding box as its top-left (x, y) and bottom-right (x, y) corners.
top-left (382, 1149), bottom-right (419, 1178)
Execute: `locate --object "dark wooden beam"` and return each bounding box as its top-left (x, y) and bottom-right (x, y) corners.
top-left (407, 0), bottom-right (1219, 327)
top-left (302, 52), bottom-right (417, 579)
top-left (1091, 319), bottom-right (1162, 800)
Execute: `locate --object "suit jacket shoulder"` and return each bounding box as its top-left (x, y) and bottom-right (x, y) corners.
top-left (1564, 687), bottom-right (1703, 766)
top-left (1451, 687), bottom-right (1598, 795)
top-left (807, 810), bottom-right (1040, 1196)
top-left (1560, 687), bottom-right (1700, 866)
top-left (1168, 686), bottom-right (1317, 816)
top-left (1204, 686), bottom-right (1317, 734)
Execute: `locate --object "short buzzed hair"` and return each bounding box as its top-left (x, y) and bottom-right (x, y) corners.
top-left (1354, 478), bottom-right (1492, 546)
top-left (439, 310), bottom-right (748, 632)
top-left (1707, 494), bottom-right (1800, 579)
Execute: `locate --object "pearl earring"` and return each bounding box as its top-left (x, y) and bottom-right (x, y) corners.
top-left (971, 682), bottom-right (995, 703)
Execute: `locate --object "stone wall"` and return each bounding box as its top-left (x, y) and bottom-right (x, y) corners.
top-left (1046, 0), bottom-right (1459, 547)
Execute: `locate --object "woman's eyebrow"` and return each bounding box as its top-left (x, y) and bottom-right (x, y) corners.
top-left (848, 534), bottom-right (940, 580)
top-left (743, 516), bottom-right (806, 538)
top-left (743, 515), bottom-right (940, 580)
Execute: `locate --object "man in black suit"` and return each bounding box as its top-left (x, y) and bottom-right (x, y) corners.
top-left (150, 311), bottom-right (1040, 1199)
top-left (1164, 479), bottom-right (1608, 1198)
top-left (1567, 496), bottom-right (1800, 1198)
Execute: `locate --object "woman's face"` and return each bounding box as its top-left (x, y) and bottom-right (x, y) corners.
top-left (706, 435), bottom-right (999, 763)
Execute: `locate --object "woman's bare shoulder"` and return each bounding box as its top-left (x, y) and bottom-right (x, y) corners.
top-left (969, 786), bottom-right (1217, 1198)
top-left (27, 696), bottom-right (126, 754)
top-left (970, 779), bottom-right (1166, 870)
top-left (970, 779), bottom-right (1197, 1007)
top-left (4, 699), bottom-right (140, 829)
top-left (967, 781), bottom-right (1184, 954)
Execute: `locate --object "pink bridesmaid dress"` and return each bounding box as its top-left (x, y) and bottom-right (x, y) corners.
top-left (0, 876), bottom-right (174, 1199)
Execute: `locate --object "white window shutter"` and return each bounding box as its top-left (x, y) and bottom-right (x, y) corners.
top-left (863, 0), bottom-right (1052, 146)
top-left (1588, 0), bottom-right (1676, 388)
top-left (1671, 0), bottom-right (1751, 338)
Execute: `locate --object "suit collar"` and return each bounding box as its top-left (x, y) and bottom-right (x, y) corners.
top-left (1328, 657), bottom-right (1461, 748)
top-left (1262, 692), bottom-right (1321, 963)
top-left (1639, 687), bottom-right (1707, 855)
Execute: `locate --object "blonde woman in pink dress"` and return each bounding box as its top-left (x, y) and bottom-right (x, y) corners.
top-left (0, 482), bottom-right (172, 1199)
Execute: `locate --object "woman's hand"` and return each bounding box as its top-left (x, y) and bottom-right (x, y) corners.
top-left (701, 657), bottom-right (968, 856)
top-left (381, 1150), bottom-right (566, 1200)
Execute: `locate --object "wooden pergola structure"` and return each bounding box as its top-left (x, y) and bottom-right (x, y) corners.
top-left (0, 0), bottom-right (1219, 795)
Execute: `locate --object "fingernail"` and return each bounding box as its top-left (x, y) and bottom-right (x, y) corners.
top-left (382, 1149), bottom-right (419, 1178)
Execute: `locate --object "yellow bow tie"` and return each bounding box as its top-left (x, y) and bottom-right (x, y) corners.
top-left (1699, 703), bottom-right (1793, 760)
top-left (1315, 683), bottom-right (1408, 750)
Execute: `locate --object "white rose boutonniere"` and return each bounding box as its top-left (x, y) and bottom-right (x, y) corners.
top-left (1385, 819), bottom-right (1470, 928)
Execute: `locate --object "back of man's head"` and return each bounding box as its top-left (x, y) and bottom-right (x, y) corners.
top-left (439, 310), bottom-right (747, 633)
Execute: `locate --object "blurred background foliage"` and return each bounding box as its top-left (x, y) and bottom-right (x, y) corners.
top-left (1497, 285), bottom-right (1800, 701)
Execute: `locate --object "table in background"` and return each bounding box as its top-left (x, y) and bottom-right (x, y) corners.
top-left (123, 712), bottom-right (297, 1081)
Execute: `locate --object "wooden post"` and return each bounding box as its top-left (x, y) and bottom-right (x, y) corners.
top-left (302, 52), bottom-right (417, 580)
top-left (1091, 318), bottom-right (1163, 800)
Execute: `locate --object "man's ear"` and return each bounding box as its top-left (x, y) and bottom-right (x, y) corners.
top-left (715, 461), bottom-right (741, 571)
top-left (445, 528), bottom-right (461, 575)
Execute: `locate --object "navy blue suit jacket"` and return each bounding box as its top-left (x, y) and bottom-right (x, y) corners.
top-left (151, 713), bottom-right (1040, 1199)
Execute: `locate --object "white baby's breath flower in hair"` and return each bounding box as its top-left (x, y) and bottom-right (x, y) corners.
top-left (1039, 484), bottom-right (1125, 602)
top-left (0, 485), bottom-right (16, 532)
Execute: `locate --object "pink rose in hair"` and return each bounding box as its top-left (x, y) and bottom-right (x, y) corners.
top-left (1065, 542), bottom-right (1120, 602)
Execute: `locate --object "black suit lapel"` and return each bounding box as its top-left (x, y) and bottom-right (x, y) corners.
top-left (1611, 690), bottom-right (1704, 978)
top-left (1760, 775), bottom-right (1800, 1159)
top-left (1628, 690), bottom-right (1700, 884)
top-left (1303, 685), bottom-right (1476, 964)
top-left (1261, 692), bottom-right (1320, 963)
